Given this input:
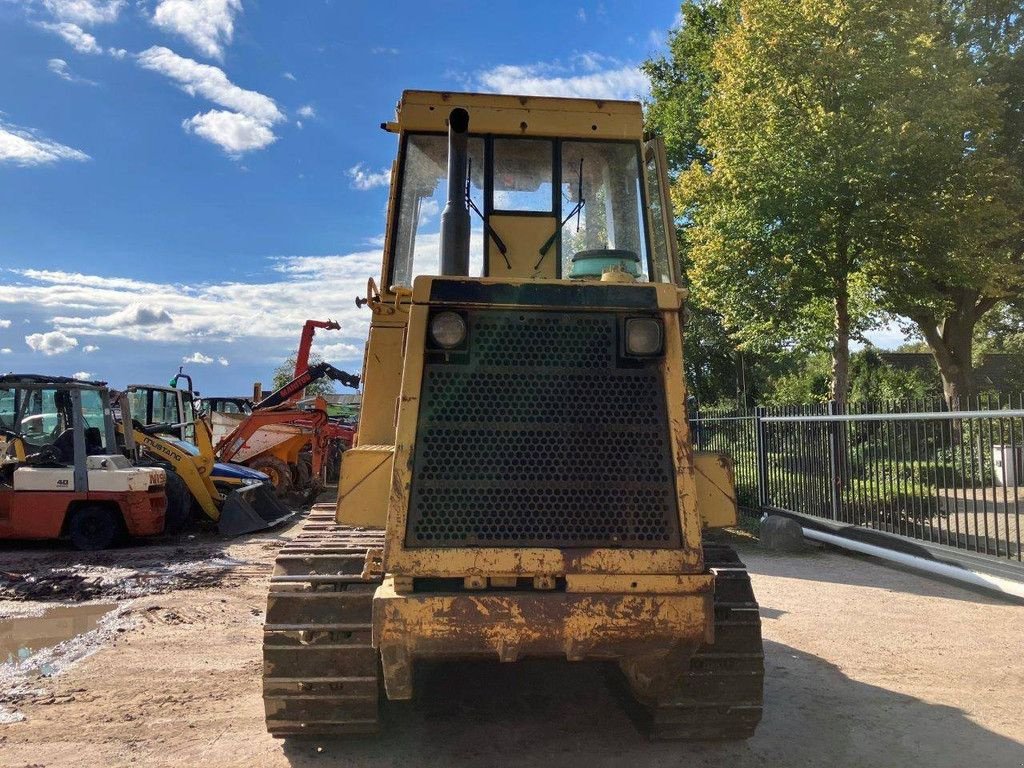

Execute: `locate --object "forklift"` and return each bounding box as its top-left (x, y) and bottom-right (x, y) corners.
top-left (0, 374), bottom-right (166, 550)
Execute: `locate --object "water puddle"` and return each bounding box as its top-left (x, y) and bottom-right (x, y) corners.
top-left (1, 603), bottom-right (115, 669)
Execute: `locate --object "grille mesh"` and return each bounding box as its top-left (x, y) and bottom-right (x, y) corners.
top-left (406, 310), bottom-right (680, 548)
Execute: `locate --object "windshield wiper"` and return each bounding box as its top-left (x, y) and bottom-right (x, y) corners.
top-left (535, 156), bottom-right (584, 270)
top-left (466, 159), bottom-right (511, 269)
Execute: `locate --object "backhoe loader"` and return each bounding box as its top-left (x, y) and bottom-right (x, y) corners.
top-left (263, 91), bottom-right (764, 740)
top-left (211, 335), bottom-right (360, 498)
top-left (118, 378), bottom-right (294, 536)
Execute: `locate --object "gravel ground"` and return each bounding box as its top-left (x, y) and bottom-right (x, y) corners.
top-left (0, 523), bottom-right (1021, 768)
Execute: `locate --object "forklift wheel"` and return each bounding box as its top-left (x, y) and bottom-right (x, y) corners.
top-left (162, 469), bottom-right (192, 535)
top-left (68, 505), bottom-right (121, 551)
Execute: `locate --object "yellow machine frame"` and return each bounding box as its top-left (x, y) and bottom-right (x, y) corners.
top-left (263, 91), bottom-right (760, 742)
top-left (332, 92), bottom-right (741, 698)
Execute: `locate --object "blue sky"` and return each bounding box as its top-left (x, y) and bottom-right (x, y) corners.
top-left (0, 0), bottom-right (904, 395)
top-left (0, 0), bottom-right (683, 393)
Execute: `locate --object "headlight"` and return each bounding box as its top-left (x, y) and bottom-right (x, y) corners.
top-left (430, 311), bottom-right (467, 349)
top-left (625, 317), bottom-right (663, 356)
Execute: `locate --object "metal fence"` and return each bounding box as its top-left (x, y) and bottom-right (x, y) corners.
top-left (691, 395), bottom-right (1024, 564)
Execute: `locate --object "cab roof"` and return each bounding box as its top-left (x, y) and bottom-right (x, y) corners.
top-left (0, 373), bottom-right (107, 388)
top-left (393, 90), bottom-right (645, 141)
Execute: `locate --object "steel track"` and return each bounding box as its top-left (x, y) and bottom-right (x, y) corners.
top-left (263, 506), bottom-right (385, 737)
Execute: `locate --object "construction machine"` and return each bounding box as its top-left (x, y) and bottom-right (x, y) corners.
top-left (0, 374), bottom-right (166, 550)
top-left (119, 376), bottom-right (295, 536)
top-left (262, 91), bottom-right (764, 740)
top-left (211, 326), bottom-right (360, 498)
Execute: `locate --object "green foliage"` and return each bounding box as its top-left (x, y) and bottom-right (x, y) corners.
top-left (848, 348), bottom-right (941, 403)
top-left (642, 0), bottom-right (740, 173)
top-left (647, 0), bottom-right (1024, 403)
top-left (678, 0), bottom-right (967, 398)
top-left (272, 354), bottom-right (337, 398)
top-left (762, 354), bottom-right (832, 406)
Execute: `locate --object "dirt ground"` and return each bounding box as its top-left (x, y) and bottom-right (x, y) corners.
top-left (1, 517), bottom-right (1022, 768)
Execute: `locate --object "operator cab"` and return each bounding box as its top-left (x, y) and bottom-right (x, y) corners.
top-left (385, 92), bottom-right (679, 290)
top-left (1, 375), bottom-right (117, 468)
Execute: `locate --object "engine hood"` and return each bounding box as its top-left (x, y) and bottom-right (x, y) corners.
top-left (210, 461), bottom-right (270, 482)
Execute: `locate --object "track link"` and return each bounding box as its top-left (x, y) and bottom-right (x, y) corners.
top-left (623, 542), bottom-right (765, 741)
top-left (263, 505), bottom-right (385, 737)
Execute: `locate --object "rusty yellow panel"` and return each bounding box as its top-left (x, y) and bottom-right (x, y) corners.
top-left (694, 451), bottom-right (739, 529)
top-left (355, 324), bottom-right (406, 447)
top-left (336, 445), bottom-right (394, 528)
top-left (565, 574), bottom-right (714, 594)
top-left (373, 577), bottom-right (713, 677)
top-left (487, 215), bottom-right (558, 279)
top-left (397, 91), bottom-right (643, 140)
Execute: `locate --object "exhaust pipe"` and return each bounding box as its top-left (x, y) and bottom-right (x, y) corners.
top-left (440, 107), bottom-right (471, 276)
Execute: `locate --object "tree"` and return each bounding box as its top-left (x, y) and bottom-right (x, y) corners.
top-left (643, 0), bottom-right (741, 173)
top-left (645, 1), bottom-right (755, 407)
top-left (868, 1), bottom-right (1024, 405)
top-left (678, 0), bottom-right (1001, 402)
top-left (272, 354), bottom-right (337, 398)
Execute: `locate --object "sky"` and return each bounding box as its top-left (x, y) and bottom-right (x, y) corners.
top-left (0, 0), bottom-right (906, 395)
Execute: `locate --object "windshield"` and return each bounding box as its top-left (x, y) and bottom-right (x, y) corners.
top-left (388, 134), bottom-right (657, 287)
top-left (560, 141), bottom-right (649, 280)
top-left (392, 134), bottom-right (485, 288)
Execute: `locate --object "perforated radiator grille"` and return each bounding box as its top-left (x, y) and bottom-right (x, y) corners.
top-left (406, 310), bottom-right (681, 548)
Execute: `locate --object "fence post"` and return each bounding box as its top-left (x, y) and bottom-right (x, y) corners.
top-left (755, 406), bottom-right (769, 510)
top-left (827, 400), bottom-right (842, 521)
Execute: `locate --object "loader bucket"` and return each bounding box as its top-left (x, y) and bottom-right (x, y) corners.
top-left (218, 482), bottom-right (297, 536)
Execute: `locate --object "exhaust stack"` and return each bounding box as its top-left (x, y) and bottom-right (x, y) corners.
top-left (439, 107), bottom-right (470, 276)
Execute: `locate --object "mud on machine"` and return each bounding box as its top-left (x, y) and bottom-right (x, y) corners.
top-left (262, 90), bottom-right (764, 740)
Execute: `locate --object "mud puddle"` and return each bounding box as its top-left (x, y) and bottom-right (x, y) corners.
top-left (0, 602), bottom-right (129, 724)
top-left (2, 603), bottom-right (116, 668)
top-left (0, 552), bottom-right (269, 602)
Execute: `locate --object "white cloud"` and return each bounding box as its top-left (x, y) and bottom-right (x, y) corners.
top-left (371, 47), bottom-right (399, 55)
top-left (315, 342), bottom-right (362, 361)
top-left (475, 57), bottom-right (649, 100)
top-left (3, 252), bottom-right (379, 374)
top-left (418, 198), bottom-right (439, 224)
top-left (137, 47), bottom-right (283, 124)
top-left (347, 163), bottom-right (390, 191)
top-left (577, 8), bottom-right (586, 22)
top-left (297, 104), bottom-right (315, 119)
top-left (25, 330), bottom-right (78, 355)
top-left (72, 370), bottom-right (93, 380)
top-left (183, 110), bottom-right (277, 154)
top-left (0, 348), bottom-right (11, 355)
top-left (92, 303), bottom-right (173, 328)
top-left (282, 71), bottom-right (296, 81)
top-left (42, 0), bottom-right (124, 25)
top-left (0, 120), bottom-right (90, 167)
top-left (83, 344), bottom-right (100, 352)
top-left (48, 58), bottom-right (73, 80)
top-left (40, 21), bottom-right (102, 53)
top-left (152, 0), bottom-right (242, 61)
top-left (47, 57), bottom-right (97, 84)
top-left (217, 356), bottom-right (229, 366)
top-left (183, 351), bottom-right (214, 364)
top-left (137, 46), bottom-right (284, 155)
top-left (0, 319), bottom-right (10, 328)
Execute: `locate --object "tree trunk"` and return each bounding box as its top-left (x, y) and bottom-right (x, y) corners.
top-left (909, 288), bottom-right (1002, 409)
top-left (830, 279), bottom-right (851, 404)
top-left (916, 313), bottom-right (975, 409)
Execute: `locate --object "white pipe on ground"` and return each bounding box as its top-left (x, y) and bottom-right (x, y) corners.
top-left (801, 527), bottom-right (1024, 601)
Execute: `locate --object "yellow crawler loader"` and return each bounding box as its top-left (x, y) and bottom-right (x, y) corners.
top-left (263, 90), bottom-right (765, 740)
